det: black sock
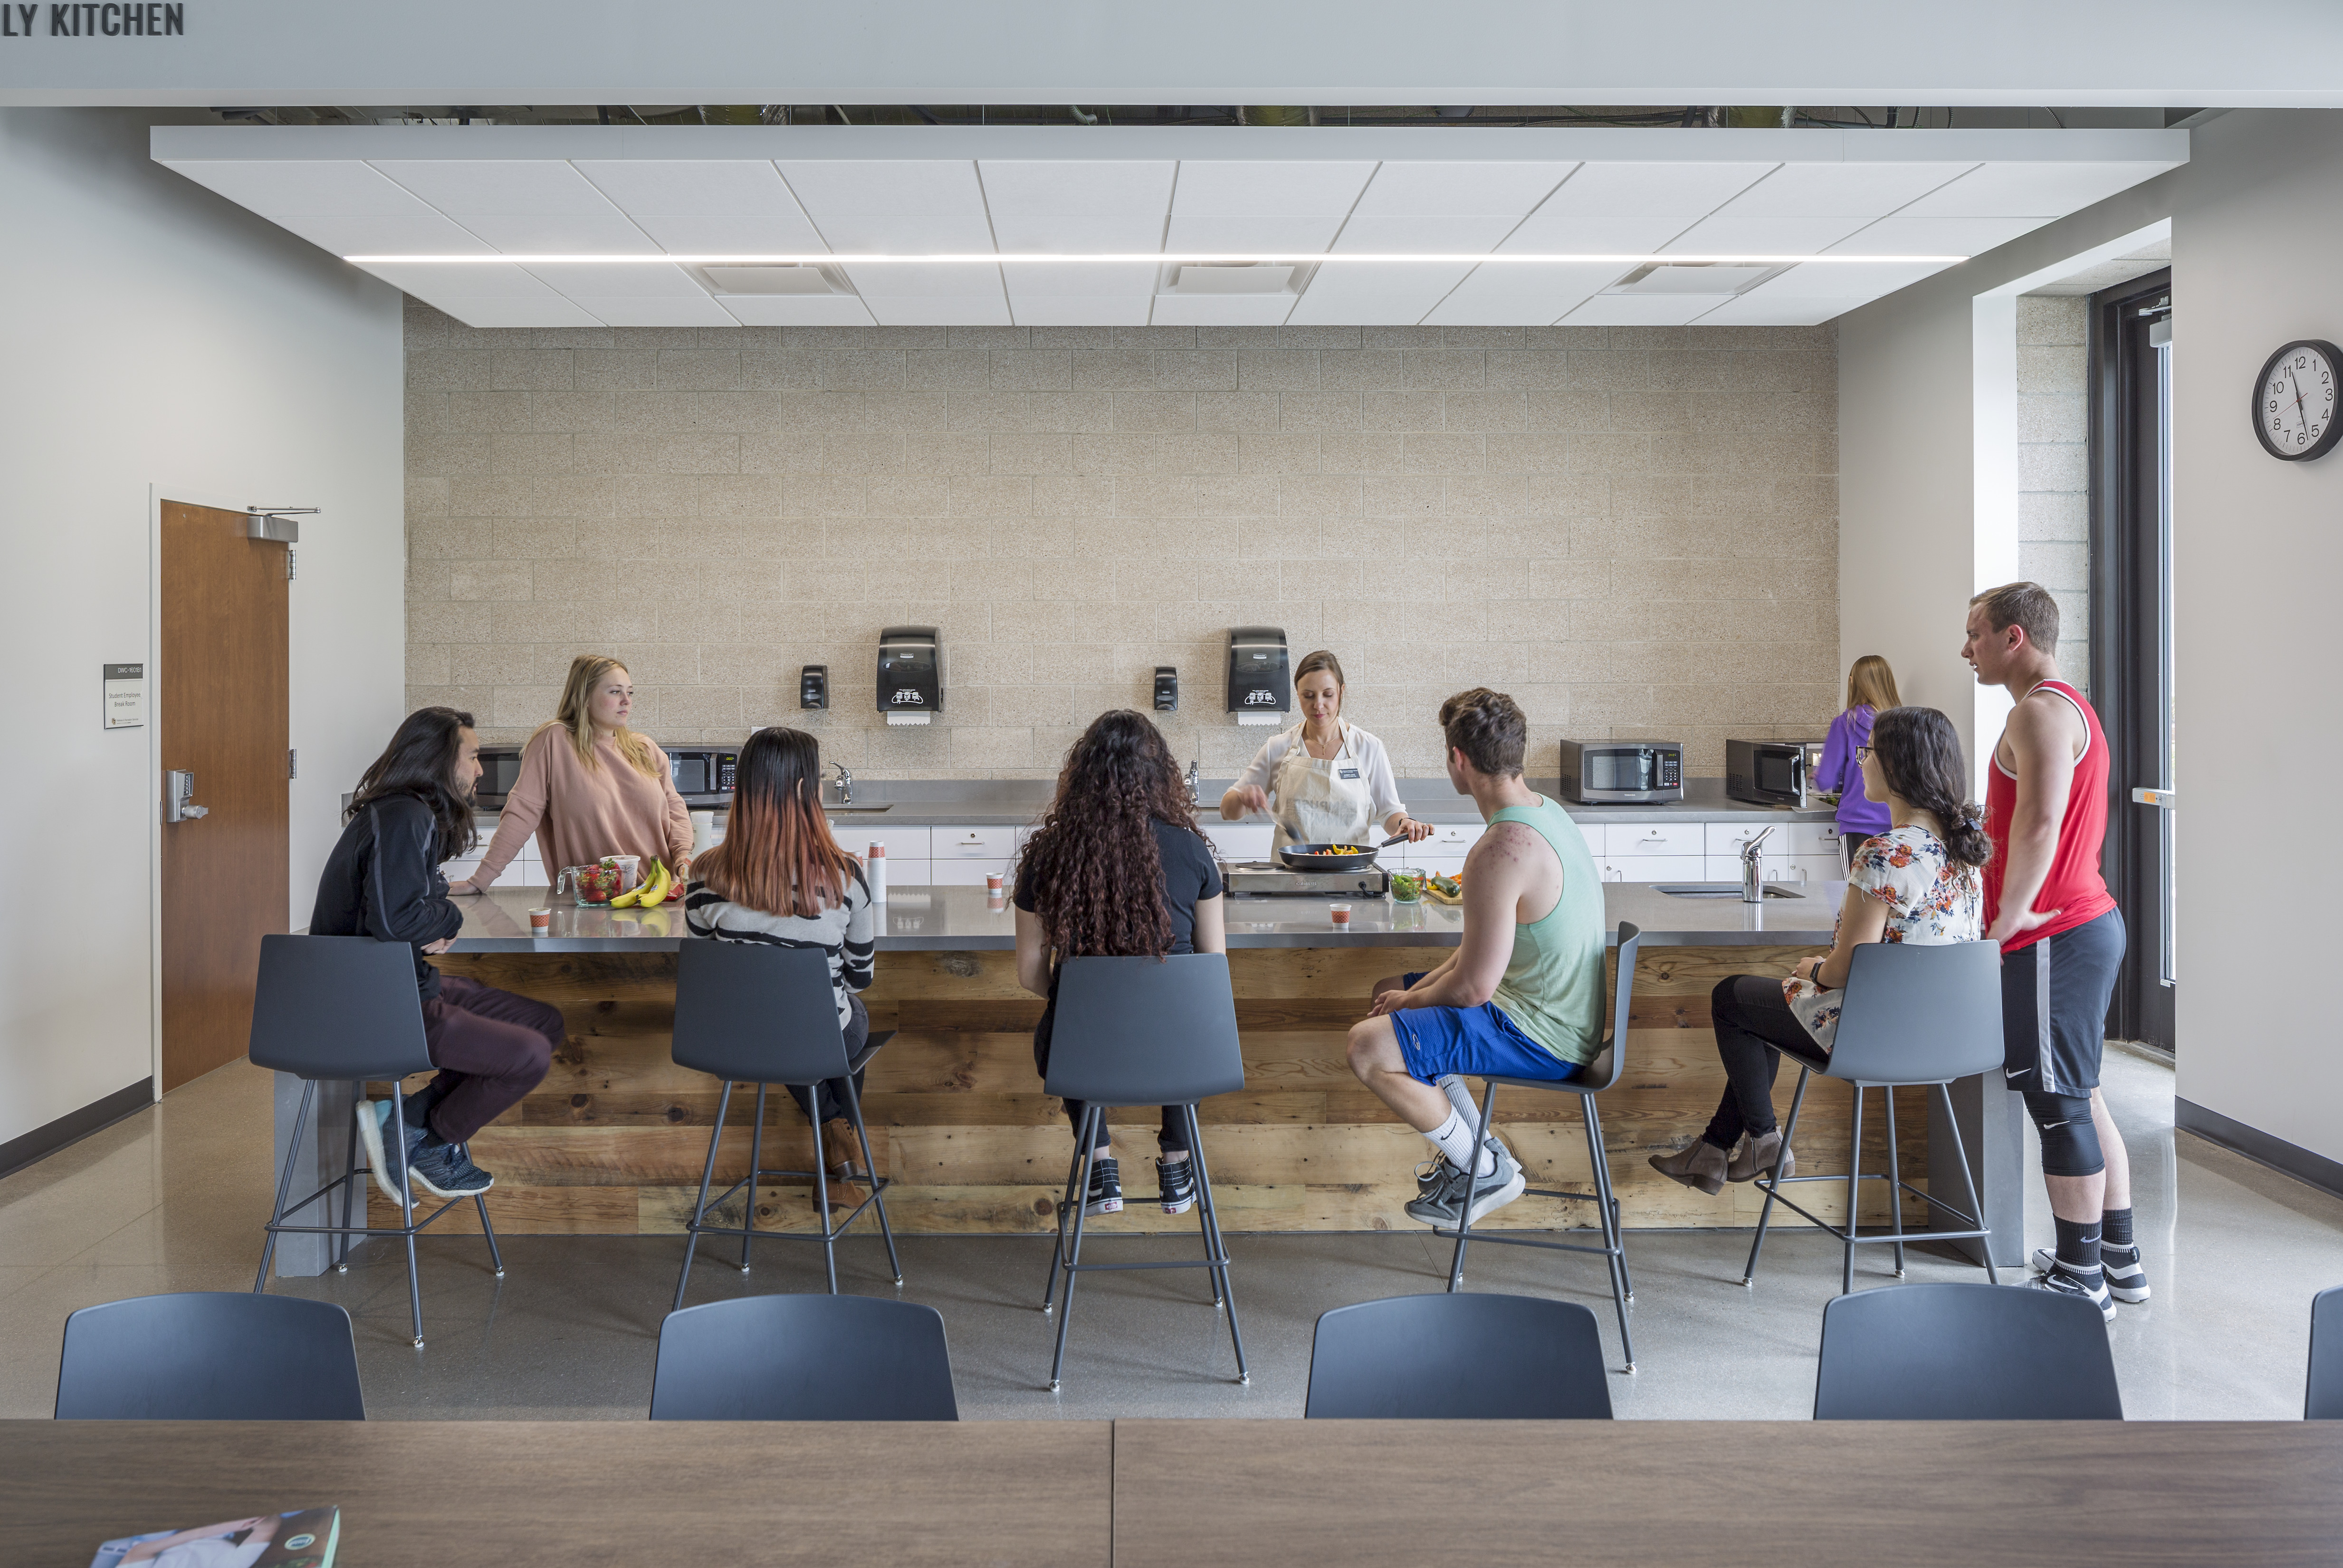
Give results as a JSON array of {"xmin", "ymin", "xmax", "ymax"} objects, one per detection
[
  {"xmin": 2102, "ymin": 1206, "xmax": 2135, "ymax": 1250},
  {"xmin": 2054, "ymin": 1215, "xmax": 2103, "ymax": 1274}
]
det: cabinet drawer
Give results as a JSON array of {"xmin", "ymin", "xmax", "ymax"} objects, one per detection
[
  {"xmin": 1602, "ymin": 854, "xmax": 1706, "ymax": 883},
  {"xmin": 1605, "ymin": 822, "xmax": 1705, "ymax": 858},
  {"xmin": 867, "ymin": 859, "xmax": 932, "ymax": 892},
  {"xmin": 1420, "ymin": 822, "xmax": 1484, "ymax": 854},
  {"xmin": 935, "ymin": 826, "xmax": 1016, "ymax": 860},
  {"xmin": 833, "ymin": 824, "xmax": 930, "ymax": 862},
  {"xmin": 1202, "ymin": 822, "xmax": 1273, "ymax": 860},
  {"xmin": 1705, "ymin": 821, "xmax": 1839, "ymax": 857},
  {"xmin": 931, "ymin": 859, "xmax": 1012, "ymax": 887}
]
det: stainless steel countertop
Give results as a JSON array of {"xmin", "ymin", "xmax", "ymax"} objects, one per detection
[{"xmin": 445, "ymin": 880, "xmax": 1842, "ymax": 955}]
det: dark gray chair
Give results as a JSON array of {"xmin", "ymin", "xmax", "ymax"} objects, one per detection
[
  {"xmin": 1305, "ymin": 1293, "xmax": 1613, "ymax": 1419},
  {"xmin": 2307, "ymin": 1286, "xmax": 2343, "ymax": 1418},
  {"xmin": 248, "ymin": 933, "xmax": 502, "ymax": 1348},
  {"xmin": 56, "ymin": 1291, "xmax": 364, "ymax": 1420},
  {"xmin": 650, "ymin": 1293, "xmax": 956, "ymax": 1420},
  {"xmin": 670, "ymin": 941, "xmax": 900, "ymax": 1310},
  {"xmin": 1039, "ymin": 953, "xmax": 1249, "ymax": 1393},
  {"xmin": 1814, "ymin": 1281, "xmax": 2123, "ymax": 1418},
  {"xmin": 1744, "ymin": 939, "xmax": 2002, "ymax": 1295},
  {"xmin": 1439, "ymin": 924, "xmax": 1641, "ymax": 1372}
]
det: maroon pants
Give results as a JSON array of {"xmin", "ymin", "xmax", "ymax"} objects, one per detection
[{"xmin": 417, "ymin": 975, "xmax": 563, "ymax": 1143}]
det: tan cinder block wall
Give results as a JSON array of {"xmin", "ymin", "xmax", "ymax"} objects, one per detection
[
  {"xmin": 403, "ymin": 301, "xmax": 1838, "ymax": 779},
  {"xmin": 2016, "ymin": 295, "xmax": 2091, "ymax": 695}
]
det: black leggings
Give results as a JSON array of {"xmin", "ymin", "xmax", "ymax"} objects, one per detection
[
  {"xmin": 787, "ymin": 992, "xmax": 872, "ymax": 1127},
  {"xmin": 1033, "ymin": 1003, "xmax": 1190, "ymax": 1157},
  {"xmin": 1701, "ymin": 975, "xmax": 1813, "ymax": 1150}
]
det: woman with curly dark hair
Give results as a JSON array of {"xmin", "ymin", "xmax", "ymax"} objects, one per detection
[{"xmin": 1014, "ymin": 710, "xmax": 1226, "ymax": 1218}]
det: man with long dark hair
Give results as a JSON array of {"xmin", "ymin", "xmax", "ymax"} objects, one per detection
[{"xmin": 312, "ymin": 706, "xmax": 561, "ymax": 1200}]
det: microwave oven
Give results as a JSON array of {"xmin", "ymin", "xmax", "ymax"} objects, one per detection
[
  {"xmin": 474, "ymin": 745, "xmax": 525, "ymax": 811},
  {"xmin": 1725, "ymin": 739, "xmax": 1814, "ymax": 809},
  {"xmin": 470, "ymin": 743, "xmax": 737, "ymax": 810},
  {"xmin": 1557, "ymin": 741, "xmax": 1684, "ymax": 804}
]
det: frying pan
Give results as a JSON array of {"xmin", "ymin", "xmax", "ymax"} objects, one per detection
[{"xmin": 1278, "ymin": 832, "xmax": 1409, "ymax": 871}]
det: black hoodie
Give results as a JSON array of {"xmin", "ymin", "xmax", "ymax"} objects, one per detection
[{"xmin": 309, "ymin": 794, "xmax": 465, "ymax": 997}]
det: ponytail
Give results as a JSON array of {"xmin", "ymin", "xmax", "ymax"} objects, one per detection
[{"xmin": 1869, "ymin": 706, "xmax": 1994, "ymax": 871}]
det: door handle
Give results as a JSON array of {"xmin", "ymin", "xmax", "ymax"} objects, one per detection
[
  {"xmin": 164, "ymin": 770, "xmax": 209, "ymax": 823},
  {"xmin": 2130, "ymin": 788, "xmax": 2176, "ymax": 808}
]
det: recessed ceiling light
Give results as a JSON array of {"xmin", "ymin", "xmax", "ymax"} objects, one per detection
[
  {"xmin": 1158, "ymin": 260, "xmax": 1320, "ymax": 296},
  {"xmin": 1603, "ymin": 262, "xmax": 1784, "ymax": 297},
  {"xmin": 698, "ymin": 263, "xmax": 856, "ymax": 296}
]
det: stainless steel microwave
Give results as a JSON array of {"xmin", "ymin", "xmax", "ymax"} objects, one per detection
[
  {"xmin": 470, "ymin": 742, "xmax": 736, "ymax": 810},
  {"xmin": 1557, "ymin": 741, "xmax": 1683, "ymax": 804},
  {"xmin": 1726, "ymin": 739, "xmax": 1814, "ymax": 809},
  {"xmin": 474, "ymin": 745, "xmax": 525, "ymax": 810}
]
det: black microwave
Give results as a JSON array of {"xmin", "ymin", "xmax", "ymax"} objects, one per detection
[
  {"xmin": 1726, "ymin": 739, "xmax": 1813, "ymax": 809},
  {"xmin": 1558, "ymin": 741, "xmax": 1683, "ymax": 804},
  {"xmin": 474, "ymin": 745, "xmax": 526, "ymax": 810}
]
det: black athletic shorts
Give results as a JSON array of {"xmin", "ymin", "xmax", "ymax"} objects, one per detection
[{"xmin": 2000, "ymin": 907, "xmax": 2126, "ymax": 1096}]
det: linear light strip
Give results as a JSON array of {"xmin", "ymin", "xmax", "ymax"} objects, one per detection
[{"xmin": 344, "ymin": 251, "xmax": 1967, "ymax": 266}]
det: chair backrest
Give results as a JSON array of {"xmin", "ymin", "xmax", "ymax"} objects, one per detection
[
  {"xmin": 1306, "ymin": 1293, "xmax": 1612, "ymax": 1418},
  {"xmin": 1824, "ymin": 939, "xmax": 2006, "ymax": 1085},
  {"xmin": 56, "ymin": 1292, "xmax": 364, "ymax": 1420},
  {"xmin": 650, "ymin": 1295, "xmax": 957, "ymax": 1420},
  {"xmin": 1044, "ymin": 953, "xmax": 1245, "ymax": 1106},
  {"xmin": 1572, "ymin": 923, "xmax": 1641, "ymax": 1093},
  {"xmin": 1814, "ymin": 1282, "xmax": 2122, "ymax": 1419},
  {"xmin": 2307, "ymin": 1285, "xmax": 2343, "ymax": 1417},
  {"xmin": 672, "ymin": 940, "xmax": 849, "ymax": 1084},
  {"xmin": 247, "ymin": 934, "xmax": 433, "ymax": 1081}
]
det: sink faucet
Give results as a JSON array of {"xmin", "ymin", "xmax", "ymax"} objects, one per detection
[
  {"xmin": 1739, "ymin": 825, "xmax": 1775, "ymax": 904},
  {"xmin": 829, "ymin": 763, "xmax": 853, "ymax": 805},
  {"xmin": 1186, "ymin": 758, "xmax": 1201, "ymax": 806}
]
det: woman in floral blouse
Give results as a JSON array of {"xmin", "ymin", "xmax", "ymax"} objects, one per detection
[{"xmin": 1650, "ymin": 706, "xmax": 1991, "ymax": 1195}]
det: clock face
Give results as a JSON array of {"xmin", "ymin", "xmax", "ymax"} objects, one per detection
[{"xmin": 2256, "ymin": 340, "xmax": 2343, "ymax": 461}]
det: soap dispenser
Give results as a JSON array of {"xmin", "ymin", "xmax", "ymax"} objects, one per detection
[{"xmin": 799, "ymin": 665, "xmax": 829, "ymax": 709}]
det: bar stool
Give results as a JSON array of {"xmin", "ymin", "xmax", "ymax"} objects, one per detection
[
  {"xmin": 1742, "ymin": 939, "xmax": 2003, "ymax": 1295},
  {"xmin": 1038, "ymin": 953, "xmax": 1249, "ymax": 1393},
  {"xmin": 669, "ymin": 941, "xmax": 901, "ymax": 1310},
  {"xmin": 1439, "ymin": 923, "xmax": 1641, "ymax": 1372},
  {"xmin": 248, "ymin": 934, "xmax": 503, "ymax": 1349}
]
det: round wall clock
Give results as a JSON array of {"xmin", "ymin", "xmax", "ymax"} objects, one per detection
[{"xmin": 2254, "ymin": 339, "xmax": 2343, "ymax": 460}]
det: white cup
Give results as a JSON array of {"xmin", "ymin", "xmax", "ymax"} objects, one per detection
[
  {"xmin": 1329, "ymin": 903, "xmax": 1353, "ymax": 927},
  {"xmin": 607, "ymin": 855, "xmax": 641, "ymax": 892},
  {"xmin": 529, "ymin": 908, "xmax": 551, "ymax": 935}
]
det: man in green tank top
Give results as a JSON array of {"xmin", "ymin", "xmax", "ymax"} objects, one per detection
[{"xmin": 1345, "ymin": 688, "xmax": 1609, "ymax": 1227}]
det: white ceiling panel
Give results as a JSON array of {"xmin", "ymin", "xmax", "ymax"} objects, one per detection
[
  {"xmin": 1333, "ymin": 214, "xmax": 1525, "ymax": 254},
  {"xmin": 1719, "ymin": 161, "xmax": 1977, "ymax": 217},
  {"xmin": 1169, "ymin": 160, "xmax": 1377, "ymax": 216},
  {"xmin": 860, "ymin": 292, "xmax": 1014, "ymax": 327},
  {"xmin": 1500, "ymin": 213, "xmax": 1701, "ymax": 254},
  {"xmin": 574, "ymin": 158, "xmax": 830, "ymax": 253},
  {"xmin": 776, "ymin": 159, "xmax": 986, "ymax": 216},
  {"xmin": 1689, "ymin": 295, "xmax": 1842, "ymax": 327},
  {"xmin": 371, "ymin": 159, "xmax": 618, "ymax": 215},
  {"xmin": 623, "ymin": 216, "xmax": 832, "ymax": 253},
  {"xmin": 268, "ymin": 212, "xmax": 495, "ymax": 256},
  {"xmin": 813, "ymin": 215, "xmax": 997, "ymax": 254},
  {"xmin": 1165, "ymin": 214, "xmax": 1348, "ymax": 253},
  {"xmin": 165, "ymin": 158, "xmax": 444, "ymax": 217},
  {"xmin": 1349, "ymin": 161, "xmax": 1576, "ymax": 217},
  {"xmin": 453, "ymin": 212, "xmax": 661, "ymax": 254},
  {"xmin": 1529, "ymin": 161, "xmax": 1776, "ymax": 221},
  {"xmin": 717, "ymin": 294, "xmax": 877, "ymax": 327},
  {"xmin": 1898, "ymin": 160, "xmax": 2180, "ymax": 218},
  {"xmin": 1664, "ymin": 213, "xmax": 1873, "ymax": 255},
  {"xmin": 1285, "ymin": 261, "xmax": 1474, "ymax": 325},
  {"xmin": 1740, "ymin": 258, "xmax": 1954, "ymax": 296},
  {"xmin": 1148, "ymin": 292, "xmax": 1297, "ymax": 326},
  {"xmin": 572, "ymin": 296, "xmax": 740, "ymax": 327},
  {"xmin": 1423, "ymin": 261, "xmax": 1620, "ymax": 325},
  {"xmin": 1560, "ymin": 293, "xmax": 1721, "ymax": 326},
  {"xmin": 1832, "ymin": 215, "xmax": 2047, "ymax": 255},
  {"xmin": 840, "ymin": 259, "xmax": 1006, "ymax": 297},
  {"xmin": 990, "ymin": 215, "xmax": 1163, "ymax": 253},
  {"xmin": 979, "ymin": 160, "xmax": 1176, "ymax": 215},
  {"xmin": 356, "ymin": 260, "xmax": 565, "ymax": 298},
  {"xmin": 1006, "ymin": 293, "xmax": 1153, "ymax": 326},
  {"xmin": 521, "ymin": 261, "xmax": 711, "ymax": 297},
  {"xmin": 999, "ymin": 258, "xmax": 1157, "ymax": 293},
  {"xmin": 411, "ymin": 296, "xmax": 604, "ymax": 329}
]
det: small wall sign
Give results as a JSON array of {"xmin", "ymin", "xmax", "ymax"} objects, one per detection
[{"xmin": 104, "ymin": 662, "xmax": 143, "ymax": 728}]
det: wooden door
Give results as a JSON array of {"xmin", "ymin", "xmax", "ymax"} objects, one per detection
[{"xmin": 159, "ymin": 500, "xmax": 289, "ymax": 1090}]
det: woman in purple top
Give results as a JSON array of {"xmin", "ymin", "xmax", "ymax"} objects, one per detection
[{"xmin": 1816, "ymin": 655, "xmax": 1900, "ymax": 869}]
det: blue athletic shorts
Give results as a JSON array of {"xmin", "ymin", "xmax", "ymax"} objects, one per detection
[{"xmin": 1387, "ymin": 972, "xmax": 1584, "ymax": 1085}]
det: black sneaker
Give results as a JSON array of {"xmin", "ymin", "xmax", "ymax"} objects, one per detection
[
  {"xmin": 408, "ymin": 1137, "xmax": 493, "ymax": 1197},
  {"xmin": 1082, "ymin": 1156, "xmax": 1122, "ymax": 1216},
  {"xmin": 2033, "ymin": 1244, "xmax": 2152, "ymax": 1303},
  {"xmin": 2030, "ymin": 1260, "xmax": 2114, "ymax": 1323},
  {"xmin": 1157, "ymin": 1157, "xmax": 1195, "ymax": 1215}
]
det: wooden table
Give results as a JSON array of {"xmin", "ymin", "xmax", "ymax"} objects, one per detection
[
  {"xmin": 2, "ymin": 1420, "xmax": 1111, "ymax": 1567},
  {"xmin": 1109, "ymin": 1419, "xmax": 2343, "ymax": 1567}
]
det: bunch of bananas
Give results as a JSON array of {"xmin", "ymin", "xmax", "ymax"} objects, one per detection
[{"xmin": 611, "ymin": 859, "xmax": 676, "ymax": 908}]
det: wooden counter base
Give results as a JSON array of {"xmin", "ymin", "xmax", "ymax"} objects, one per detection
[{"xmin": 377, "ymin": 945, "xmax": 1931, "ymax": 1236}]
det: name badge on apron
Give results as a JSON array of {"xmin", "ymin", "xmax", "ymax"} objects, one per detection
[{"xmin": 1339, "ymin": 768, "xmax": 1360, "ymax": 780}]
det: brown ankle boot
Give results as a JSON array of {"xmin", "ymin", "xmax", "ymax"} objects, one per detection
[
  {"xmin": 1727, "ymin": 1130, "xmax": 1794, "ymax": 1184},
  {"xmin": 1648, "ymin": 1139, "xmax": 1729, "ymax": 1196}
]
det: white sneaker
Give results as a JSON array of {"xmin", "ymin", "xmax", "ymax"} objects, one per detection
[
  {"xmin": 2033, "ymin": 1244, "xmax": 2150, "ymax": 1303},
  {"xmin": 2029, "ymin": 1260, "xmax": 2115, "ymax": 1324}
]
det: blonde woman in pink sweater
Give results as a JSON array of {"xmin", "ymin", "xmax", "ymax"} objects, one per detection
[{"xmin": 452, "ymin": 655, "xmax": 695, "ymax": 895}]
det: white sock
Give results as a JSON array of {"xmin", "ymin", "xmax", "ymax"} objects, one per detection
[
  {"xmin": 1428, "ymin": 1111, "xmax": 1497, "ymax": 1177},
  {"xmin": 1437, "ymin": 1074, "xmax": 1482, "ymax": 1131}
]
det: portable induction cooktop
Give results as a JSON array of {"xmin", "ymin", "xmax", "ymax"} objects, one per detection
[{"xmin": 1222, "ymin": 861, "xmax": 1391, "ymax": 898}]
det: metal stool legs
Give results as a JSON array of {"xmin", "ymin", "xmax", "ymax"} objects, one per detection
[
  {"xmin": 1039, "ymin": 1105, "xmax": 1247, "ymax": 1393},
  {"xmin": 1437, "ymin": 1081, "xmax": 1637, "ymax": 1374}
]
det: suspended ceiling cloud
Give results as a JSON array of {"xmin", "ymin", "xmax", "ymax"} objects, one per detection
[{"xmin": 154, "ymin": 125, "xmax": 2185, "ymax": 329}]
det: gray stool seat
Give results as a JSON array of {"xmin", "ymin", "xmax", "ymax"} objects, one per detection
[
  {"xmin": 1039, "ymin": 952, "xmax": 1249, "ymax": 1394},
  {"xmin": 1436, "ymin": 923, "xmax": 1641, "ymax": 1373},
  {"xmin": 1815, "ymin": 1281, "xmax": 2122, "ymax": 1418},
  {"xmin": 1306, "ymin": 1293, "xmax": 1612, "ymax": 1419},
  {"xmin": 2306, "ymin": 1284, "xmax": 2343, "ymax": 1418},
  {"xmin": 652, "ymin": 1294, "xmax": 956, "ymax": 1420},
  {"xmin": 57, "ymin": 1291, "xmax": 364, "ymax": 1420},
  {"xmin": 1744, "ymin": 939, "xmax": 2004, "ymax": 1295},
  {"xmin": 248, "ymin": 934, "xmax": 503, "ymax": 1348},
  {"xmin": 669, "ymin": 940, "xmax": 902, "ymax": 1309}
]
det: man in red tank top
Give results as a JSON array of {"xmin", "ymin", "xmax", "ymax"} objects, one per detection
[{"xmin": 1964, "ymin": 583, "xmax": 2138, "ymax": 1323}]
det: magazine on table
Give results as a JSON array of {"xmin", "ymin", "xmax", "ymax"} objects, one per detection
[{"xmin": 88, "ymin": 1505, "xmax": 339, "ymax": 1568}]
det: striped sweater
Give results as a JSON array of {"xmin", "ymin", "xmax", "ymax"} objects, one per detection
[{"xmin": 681, "ymin": 865, "xmax": 876, "ymax": 1026}]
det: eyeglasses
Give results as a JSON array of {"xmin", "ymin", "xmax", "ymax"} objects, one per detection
[{"xmin": 1853, "ymin": 745, "xmax": 1873, "ymax": 761}]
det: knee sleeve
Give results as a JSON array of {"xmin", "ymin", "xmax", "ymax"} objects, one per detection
[{"xmin": 2022, "ymin": 1090, "xmax": 2104, "ymax": 1177}]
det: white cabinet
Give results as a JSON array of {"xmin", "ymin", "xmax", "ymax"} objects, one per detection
[
  {"xmin": 1604, "ymin": 822, "xmax": 1705, "ymax": 860},
  {"xmin": 931, "ymin": 860, "xmax": 1012, "ymax": 887},
  {"xmin": 1600, "ymin": 854, "xmax": 1706, "ymax": 883},
  {"xmin": 934, "ymin": 826, "xmax": 1016, "ymax": 861},
  {"xmin": 1421, "ymin": 822, "xmax": 1485, "ymax": 857},
  {"xmin": 1704, "ymin": 821, "xmax": 1841, "ymax": 859},
  {"xmin": 832, "ymin": 823, "xmax": 930, "ymax": 862}
]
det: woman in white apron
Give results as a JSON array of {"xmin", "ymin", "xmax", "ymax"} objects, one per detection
[{"xmin": 1219, "ymin": 650, "xmax": 1433, "ymax": 853}]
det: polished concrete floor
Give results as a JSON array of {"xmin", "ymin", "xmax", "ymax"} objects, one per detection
[{"xmin": 1, "ymin": 1048, "xmax": 2332, "ymax": 1421}]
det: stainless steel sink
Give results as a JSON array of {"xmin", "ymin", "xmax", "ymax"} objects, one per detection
[
  {"xmin": 1654, "ymin": 883, "xmax": 1805, "ymax": 899},
  {"xmin": 824, "ymin": 803, "xmax": 894, "ymax": 813}
]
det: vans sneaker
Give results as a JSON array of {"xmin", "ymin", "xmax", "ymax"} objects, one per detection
[
  {"xmin": 1082, "ymin": 1156, "xmax": 1123, "ymax": 1216},
  {"xmin": 1157, "ymin": 1157, "xmax": 1195, "ymax": 1216}
]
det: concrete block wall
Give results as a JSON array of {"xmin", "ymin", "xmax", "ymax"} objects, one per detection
[
  {"xmin": 403, "ymin": 302, "xmax": 1839, "ymax": 778},
  {"xmin": 2016, "ymin": 295, "xmax": 2091, "ymax": 693}
]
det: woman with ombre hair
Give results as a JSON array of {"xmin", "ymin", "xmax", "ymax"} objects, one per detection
[{"xmin": 683, "ymin": 727, "xmax": 880, "ymax": 1207}]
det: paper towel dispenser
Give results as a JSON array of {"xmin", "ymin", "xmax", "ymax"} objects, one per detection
[
  {"xmin": 877, "ymin": 627, "xmax": 942, "ymax": 725},
  {"xmin": 1226, "ymin": 627, "xmax": 1289, "ymax": 726}
]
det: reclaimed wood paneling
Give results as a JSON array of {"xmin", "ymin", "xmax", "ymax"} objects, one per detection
[{"xmin": 393, "ymin": 943, "xmax": 1931, "ymax": 1236}]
